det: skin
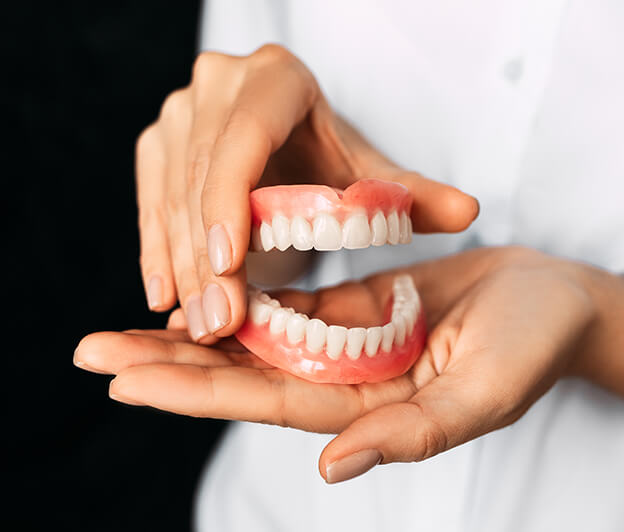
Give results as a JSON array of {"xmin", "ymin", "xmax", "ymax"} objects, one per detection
[
  {"xmin": 75, "ymin": 246, "xmax": 624, "ymax": 482},
  {"xmin": 135, "ymin": 44, "xmax": 479, "ymax": 340}
]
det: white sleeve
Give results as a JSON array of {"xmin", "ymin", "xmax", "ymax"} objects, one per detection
[{"xmin": 198, "ymin": 0, "xmax": 288, "ymax": 54}]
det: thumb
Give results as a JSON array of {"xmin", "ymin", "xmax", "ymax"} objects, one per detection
[{"xmin": 319, "ymin": 372, "xmax": 503, "ymax": 484}]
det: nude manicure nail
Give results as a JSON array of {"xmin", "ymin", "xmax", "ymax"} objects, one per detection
[
  {"xmin": 186, "ymin": 295, "xmax": 208, "ymax": 341},
  {"xmin": 146, "ymin": 275, "xmax": 163, "ymax": 309},
  {"xmin": 207, "ymin": 224, "xmax": 232, "ymax": 276},
  {"xmin": 202, "ymin": 283, "xmax": 231, "ymax": 333},
  {"xmin": 325, "ymin": 449, "xmax": 382, "ymax": 484}
]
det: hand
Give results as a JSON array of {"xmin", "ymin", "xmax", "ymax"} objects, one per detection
[
  {"xmin": 75, "ymin": 247, "xmax": 623, "ymax": 483},
  {"xmin": 136, "ymin": 44, "xmax": 479, "ymax": 342}
]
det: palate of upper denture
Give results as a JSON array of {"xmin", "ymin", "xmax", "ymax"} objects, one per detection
[
  {"xmin": 249, "ymin": 179, "xmax": 413, "ymax": 252},
  {"xmin": 235, "ymin": 274, "xmax": 426, "ymax": 384}
]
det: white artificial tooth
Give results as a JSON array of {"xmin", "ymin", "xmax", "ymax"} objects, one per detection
[
  {"xmin": 393, "ymin": 274, "xmax": 414, "ymax": 291},
  {"xmin": 370, "ymin": 211, "xmax": 388, "ymax": 246},
  {"xmin": 305, "ymin": 318, "xmax": 328, "ymax": 354},
  {"xmin": 286, "ymin": 313, "xmax": 308, "ymax": 344},
  {"xmin": 251, "ymin": 225, "xmax": 262, "ymax": 251},
  {"xmin": 393, "ymin": 313, "xmax": 407, "ymax": 346},
  {"xmin": 248, "ymin": 300, "xmax": 274, "ymax": 325},
  {"xmin": 290, "ymin": 216, "xmax": 314, "ymax": 251},
  {"xmin": 346, "ymin": 327, "xmax": 366, "ymax": 360},
  {"xmin": 272, "ymin": 214, "xmax": 291, "ymax": 251},
  {"xmin": 258, "ymin": 293, "xmax": 271, "ymax": 303},
  {"xmin": 260, "ymin": 222, "xmax": 275, "ymax": 251},
  {"xmin": 326, "ymin": 325, "xmax": 347, "ymax": 360},
  {"xmin": 381, "ymin": 323, "xmax": 396, "ymax": 352},
  {"xmin": 399, "ymin": 211, "xmax": 412, "ymax": 243},
  {"xmin": 387, "ymin": 211, "xmax": 400, "ymax": 245},
  {"xmin": 401, "ymin": 307, "xmax": 416, "ymax": 334},
  {"xmin": 312, "ymin": 213, "xmax": 342, "ymax": 251},
  {"xmin": 342, "ymin": 213, "xmax": 372, "ymax": 249},
  {"xmin": 269, "ymin": 308, "xmax": 292, "ymax": 335},
  {"xmin": 365, "ymin": 327, "xmax": 383, "ymax": 357}
]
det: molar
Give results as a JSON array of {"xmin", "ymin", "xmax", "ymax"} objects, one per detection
[
  {"xmin": 326, "ymin": 325, "xmax": 347, "ymax": 360},
  {"xmin": 387, "ymin": 211, "xmax": 400, "ymax": 245},
  {"xmin": 346, "ymin": 327, "xmax": 366, "ymax": 360},
  {"xmin": 399, "ymin": 212, "xmax": 412, "ymax": 244},
  {"xmin": 381, "ymin": 323, "xmax": 396, "ymax": 352},
  {"xmin": 370, "ymin": 211, "xmax": 388, "ymax": 246},
  {"xmin": 286, "ymin": 313, "xmax": 309, "ymax": 344},
  {"xmin": 290, "ymin": 216, "xmax": 314, "ymax": 251},
  {"xmin": 342, "ymin": 213, "xmax": 372, "ymax": 249},
  {"xmin": 305, "ymin": 318, "xmax": 328, "ymax": 354},
  {"xmin": 365, "ymin": 326, "xmax": 383, "ymax": 357},
  {"xmin": 272, "ymin": 214, "xmax": 291, "ymax": 251},
  {"xmin": 312, "ymin": 213, "xmax": 342, "ymax": 250},
  {"xmin": 260, "ymin": 222, "xmax": 275, "ymax": 251}
]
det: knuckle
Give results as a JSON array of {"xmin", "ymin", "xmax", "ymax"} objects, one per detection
[
  {"xmin": 251, "ymin": 43, "xmax": 294, "ymax": 65},
  {"xmin": 159, "ymin": 88, "xmax": 190, "ymax": 121},
  {"xmin": 135, "ymin": 124, "xmax": 159, "ymax": 157},
  {"xmin": 192, "ymin": 51, "xmax": 232, "ymax": 84}
]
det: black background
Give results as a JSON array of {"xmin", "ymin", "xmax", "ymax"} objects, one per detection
[{"xmin": 6, "ymin": 3, "xmax": 227, "ymax": 530}]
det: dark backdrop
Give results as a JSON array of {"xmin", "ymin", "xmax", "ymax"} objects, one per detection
[{"xmin": 6, "ymin": 3, "xmax": 227, "ymax": 530}]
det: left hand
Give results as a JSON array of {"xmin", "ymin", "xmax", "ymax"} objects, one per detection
[{"xmin": 74, "ymin": 247, "xmax": 624, "ymax": 483}]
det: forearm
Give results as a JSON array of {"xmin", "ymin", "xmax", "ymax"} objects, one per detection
[{"xmin": 568, "ymin": 264, "xmax": 624, "ymax": 397}]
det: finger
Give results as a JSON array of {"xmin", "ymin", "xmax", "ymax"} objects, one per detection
[
  {"xmin": 108, "ymin": 363, "xmax": 415, "ymax": 432},
  {"xmin": 135, "ymin": 124, "xmax": 177, "ymax": 311},
  {"xmin": 167, "ymin": 307, "xmax": 187, "ymax": 330},
  {"xmin": 196, "ymin": 47, "xmax": 319, "ymax": 337},
  {"xmin": 390, "ymin": 171, "xmax": 480, "ymax": 233},
  {"xmin": 74, "ymin": 331, "xmax": 245, "ymax": 375}
]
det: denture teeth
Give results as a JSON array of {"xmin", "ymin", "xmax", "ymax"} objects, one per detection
[
  {"xmin": 399, "ymin": 212, "xmax": 412, "ymax": 244},
  {"xmin": 342, "ymin": 213, "xmax": 372, "ymax": 249},
  {"xmin": 290, "ymin": 216, "xmax": 314, "ymax": 251},
  {"xmin": 346, "ymin": 327, "xmax": 366, "ymax": 360},
  {"xmin": 326, "ymin": 325, "xmax": 347, "ymax": 360},
  {"xmin": 286, "ymin": 313, "xmax": 308, "ymax": 344},
  {"xmin": 249, "ymin": 299, "xmax": 273, "ymax": 325},
  {"xmin": 365, "ymin": 326, "xmax": 383, "ymax": 357},
  {"xmin": 381, "ymin": 323, "xmax": 396, "ymax": 352},
  {"xmin": 269, "ymin": 307, "xmax": 293, "ymax": 335},
  {"xmin": 392, "ymin": 312, "xmax": 407, "ymax": 346},
  {"xmin": 260, "ymin": 222, "xmax": 275, "ymax": 251},
  {"xmin": 305, "ymin": 319, "xmax": 328, "ymax": 354},
  {"xmin": 387, "ymin": 211, "xmax": 400, "ymax": 245},
  {"xmin": 370, "ymin": 211, "xmax": 388, "ymax": 246},
  {"xmin": 272, "ymin": 215, "xmax": 291, "ymax": 251},
  {"xmin": 312, "ymin": 213, "xmax": 343, "ymax": 251}
]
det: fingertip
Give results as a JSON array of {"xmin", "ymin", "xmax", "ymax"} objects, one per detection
[
  {"xmin": 145, "ymin": 274, "xmax": 177, "ymax": 312},
  {"xmin": 439, "ymin": 188, "xmax": 480, "ymax": 232}
]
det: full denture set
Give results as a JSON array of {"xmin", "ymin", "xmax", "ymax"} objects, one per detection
[{"xmin": 235, "ymin": 179, "xmax": 427, "ymax": 384}]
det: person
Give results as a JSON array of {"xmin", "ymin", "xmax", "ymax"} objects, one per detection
[{"xmin": 74, "ymin": 1, "xmax": 624, "ymax": 530}]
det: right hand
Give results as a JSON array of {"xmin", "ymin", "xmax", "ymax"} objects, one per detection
[{"xmin": 136, "ymin": 44, "xmax": 479, "ymax": 342}]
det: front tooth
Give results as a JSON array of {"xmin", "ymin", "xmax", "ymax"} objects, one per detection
[
  {"xmin": 286, "ymin": 313, "xmax": 309, "ymax": 344},
  {"xmin": 346, "ymin": 327, "xmax": 366, "ymax": 360},
  {"xmin": 365, "ymin": 327, "xmax": 383, "ymax": 357},
  {"xmin": 387, "ymin": 211, "xmax": 400, "ymax": 245},
  {"xmin": 381, "ymin": 323, "xmax": 396, "ymax": 352},
  {"xmin": 342, "ymin": 213, "xmax": 371, "ymax": 249},
  {"xmin": 260, "ymin": 222, "xmax": 275, "ymax": 251},
  {"xmin": 370, "ymin": 211, "xmax": 388, "ymax": 246},
  {"xmin": 305, "ymin": 318, "xmax": 328, "ymax": 354},
  {"xmin": 251, "ymin": 225, "xmax": 262, "ymax": 251},
  {"xmin": 399, "ymin": 212, "xmax": 412, "ymax": 244},
  {"xmin": 269, "ymin": 307, "xmax": 293, "ymax": 335},
  {"xmin": 393, "ymin": 313, "xmax": 407, "ymax": 346},
  {"xmin": 248, "ymin": 300, "xmax": 274, "ymax": 325},
  {"xmin": 272, "ymin": 215, "xmax": 291, "ymax": 251},
  {"xmin": 326, "ymin": 325, "xmax": 347, "ymax": 360},
  {"xmin": 312, "ymin": 213, "xmax": 342, "ymax": 251},
  {"xmin": 290, "ymin": 216, "xmax": 313, "ymax": 251}
]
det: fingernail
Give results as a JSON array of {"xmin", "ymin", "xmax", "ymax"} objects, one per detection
[
  {"xmin": 207, "ymin": 224, "xmax": 232, "ymax": 276},
  {"xmin": 325, "ymin": 449, "xmax": 382, "ymax": 484},
  {"xmin": 73, "ymin": 358, "xmax": 108, "ymax": 374},
  {"xmin": 186, "ymin": 295, "xmax": 208, "ymax": 341},
  {"xmin": 202, "ymin": 283, "xmax": 231, "ymax": 333},
  {"xmin": 110, "ymin": 392, "xmax": 145, "ymax": 407},
  {"xmin": 146, "ymin": 275, "xmax": 163, "ymax": 310}
]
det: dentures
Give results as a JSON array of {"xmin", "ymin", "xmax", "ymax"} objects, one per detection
[
  {"xmin": 249, "ymin": 179, "xmax": 413, "ymax": 251},
  {"xmin": 237, "ymin": 275, "xmax": 426, "ymax": 384},
  {"xmin": 236, "ymin": 178, "xmax": 427, "ymax": 384}
]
